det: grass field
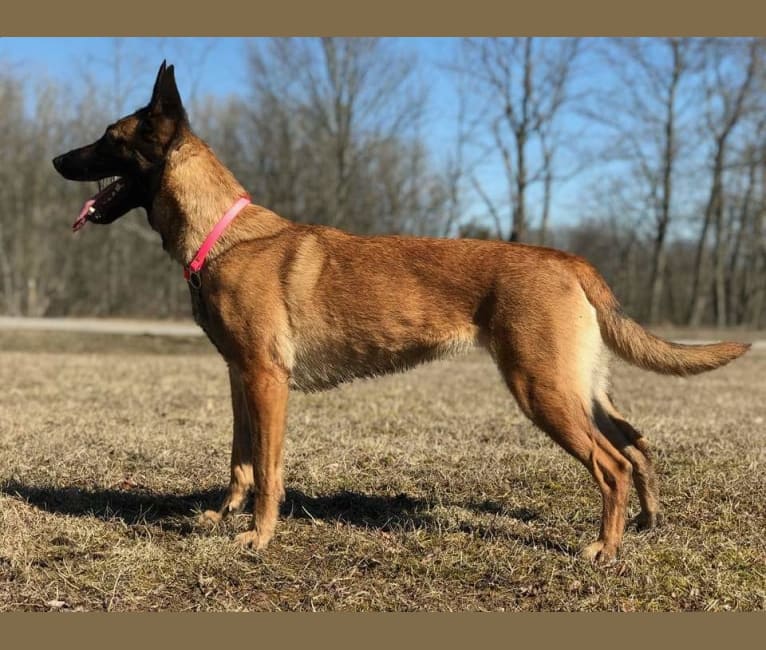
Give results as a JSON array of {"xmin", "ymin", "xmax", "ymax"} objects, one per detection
[{"xmin": 0, "ymin": 329, "xmax": 764, "ymax": 611}]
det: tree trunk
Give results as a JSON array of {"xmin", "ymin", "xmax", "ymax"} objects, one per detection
[
  {"xmin": 688, "ymin": 147, "xmax": 724, "ymax": 326},
  {"xmin": 648, "ymin": 39, "xmax": 681, "ymax": 325},
  {"xmin": 727, "ymin": 158, "xmax": 756, "ymax": 325},
  {"xmin": 512, "ymin": 131, "xmax": 527, "ymax": 243},
  {"xmin": 510, "ymin": 38, "xmax": 533, "ymax": 243},
  {"xmin": 539, "ymin": 167, "xmax": 552, "ymax": 246},
  {"xmin": 712, "ymin": 194, "xmax": 728, "ymax": 327},
  {"xmin": 648, "ymin": 236, "xmax": 668, "ymax": 324}
]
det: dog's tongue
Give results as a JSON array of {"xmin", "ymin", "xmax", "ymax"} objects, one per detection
[
  {"xmin": 73, "ymin": 180, "xmax": 119, "ymax": 232},
  {"xmin": 73, "ymin": 198, "xmax": 96, "ymax": 232}
]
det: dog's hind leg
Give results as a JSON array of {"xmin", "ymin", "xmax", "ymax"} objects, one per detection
[
  {"xmin": 502, "ymin": 364, "xmax": 633, "ymax": 562},
  {"xmin": 593, "ymin": 393, "xmax": 663, "ymax": 530},
  {"xmin": 491, "ymin": 280, "xmax": 632, "ymax": 561},
  {"xmin": 200, "ymin": 366, "xmax": 255, "ymax": 525},
  {"xmin": 233, "ymin": 360, "xmax": 289, "ymax": 550}
]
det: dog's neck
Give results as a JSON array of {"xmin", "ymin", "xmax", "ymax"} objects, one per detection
[{"xmin": 150, "ymin": 133, "xmax": 289, "ymax": 267}]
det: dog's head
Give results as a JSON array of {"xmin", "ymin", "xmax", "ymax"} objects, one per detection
[{"xmin": 52, "ymin": 61, "xmax": 188, "ymax": 230}]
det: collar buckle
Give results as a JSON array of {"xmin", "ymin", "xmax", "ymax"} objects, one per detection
[{"xmin": 187, "ymin": 270, "xmax": 202, "ymax": 290}]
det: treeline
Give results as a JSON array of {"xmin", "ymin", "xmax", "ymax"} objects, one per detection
[{"xmin": 1, "ymin": 38, "xmax": 764, "ymax": 327}]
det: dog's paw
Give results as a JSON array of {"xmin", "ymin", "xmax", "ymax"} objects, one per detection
[
  {"xmin": 198, "ymin": 510, "xmax": 223, "ymax": 526},
  {"xmin": 633, "ymin": 511, "xmax": 664, "ymax": 531},
  {"xmin": 234, "ymin": 530, "xmax": 271, "ymax": 550},
  {"xmin": 580, "ymin": 541, "xmax": 618, "ymax": 564}
]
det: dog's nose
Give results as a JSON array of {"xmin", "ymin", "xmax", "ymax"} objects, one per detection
[{"xmin": 52, "ymin": 155, "xmax": 64, "ymax": 172}]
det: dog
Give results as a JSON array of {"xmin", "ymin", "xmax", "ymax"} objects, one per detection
[{"xmin": 52, "ymin": 61, "xmax": 750, "ymax": 562}]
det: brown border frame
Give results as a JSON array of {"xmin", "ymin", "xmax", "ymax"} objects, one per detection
[
  {"xmin": 2, "ymin": 0, "xmax": 766, "ymax": 36},
  {"xmin": 1, "ymin": 0, "xmax": 764, "ymax": 644}
]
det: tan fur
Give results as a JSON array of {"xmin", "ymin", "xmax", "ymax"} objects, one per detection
[
  {"xmin": 54, "ymin": 93, "xmax": 747, "ymax": 560},
  {"xmin": 142, "ymin": 129, "xmax": 750, "ymax": 561},
  {"xmin": 147, "ymin": 130, "xmax": 746, "ymax": 559},
  {"xmin": 576, "ymin": 262, "xmax": 751, "ymax": 375},
  {"xmin": 53, "ymin": 64, "xmax": 750, "ymax": 561}
]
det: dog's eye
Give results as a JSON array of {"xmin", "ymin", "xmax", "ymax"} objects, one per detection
[{"xmin": 139, "ymin": 119, "xmax": 153, "ymax": 134}]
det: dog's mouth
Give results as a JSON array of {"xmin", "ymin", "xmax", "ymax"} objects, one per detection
[{"xmin": 73, "ymin": 176, "xmax": 140, "ymax": 232}]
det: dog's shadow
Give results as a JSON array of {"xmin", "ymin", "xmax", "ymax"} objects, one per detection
[{"xmin": 0, "ymin": 480, "xmax": 576, "ymax": 556}]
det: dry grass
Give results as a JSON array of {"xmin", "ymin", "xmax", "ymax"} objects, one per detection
[{"xmin": 0, "ymin": 329, "xmax": 764, "ymax": 611}]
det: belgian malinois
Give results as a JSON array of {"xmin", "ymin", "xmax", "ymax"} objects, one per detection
[{"xmin": 52, "ymin": 61, "xmax": 750, "ymax": 561}]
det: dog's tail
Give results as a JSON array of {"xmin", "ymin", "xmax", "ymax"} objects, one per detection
[{"xmin": 575, "ymin": 260, "xmax": 750, "ymax": 376}]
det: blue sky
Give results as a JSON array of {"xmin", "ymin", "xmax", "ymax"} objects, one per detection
[
  {"xmin": 0, "ymin": 37, "xmax": 629, "ymax": 234},
  {"xmin": 0, "ymin": 37, "xmax": 458, "ymax": 120},
  {"xmin": 1, "ymin": 37, "xmax": 243, "ymax": 96}
]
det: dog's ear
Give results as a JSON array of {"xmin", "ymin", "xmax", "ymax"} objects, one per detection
[
  {"xmin": 149, "ymin": 61, "xmax": 186, "ymax": 121},
  {"xmin": 150, "ymin": 60, "xmax": 167, "ymax": 107}
]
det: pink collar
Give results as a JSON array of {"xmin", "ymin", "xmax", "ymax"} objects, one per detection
[{"xmin": 184, "ymin": 195, "xmax": 251, "ymax": 283}]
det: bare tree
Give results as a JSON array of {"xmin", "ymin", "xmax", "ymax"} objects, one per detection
[
  {"xmin": 744, "ymin": 147, "xmax": 766, "ymax": 326},
  {"xmin": 458, "ymin": 37, "xmax": 580, "ymax": 242},
  {"xmin": 687, "ymin": 38, "xmax": 760, "ymax": 327},
  {"xmin": 244, "ymin": 38, "xmax": 427, "ymax": 232},
  {"xmin": 440, "ymin": 73, "xmax": 470, "ymax": 238},
  {"xmin": 589, "ymin": 38, "xmax": 698, "ymax": 324}
]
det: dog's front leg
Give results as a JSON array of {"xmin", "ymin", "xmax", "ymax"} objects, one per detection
[
  {"xmin": 200, "ymin": 365, "xmax": 254, "ymax": 525},
  {"xmin": 234, "ymin": 361, "xmax": 289, "ymax": 550}
]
